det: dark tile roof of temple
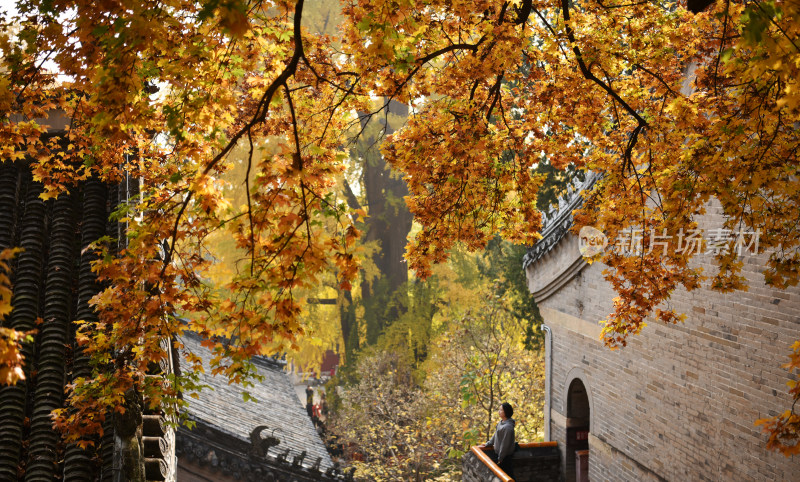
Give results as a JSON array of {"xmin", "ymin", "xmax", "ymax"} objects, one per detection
[{"xmin": 177, "ymin": 332, "xmax": 342, "ymax": 480}]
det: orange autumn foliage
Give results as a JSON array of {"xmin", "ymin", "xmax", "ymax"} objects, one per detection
[
  {"xmin": 0, "ymin": 248, "xmax": 30, "ymax": 386},
  {"xmin": 1, "ymin": 0, "xmax": 798, "ymax": 455}
]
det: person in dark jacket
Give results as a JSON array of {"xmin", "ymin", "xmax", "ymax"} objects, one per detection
[
  {"xmin": 305, "ymin": 385, "xmax": 314, "ymax": 417},
  {"xmin": 480, "ymin": 402, "xmax": 516, "ymax": 477}
]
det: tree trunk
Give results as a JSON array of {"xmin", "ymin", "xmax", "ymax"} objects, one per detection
[
  {"xmin": 359, "ymin": 100, "xmax": 413, "ymax": 345},
  {"xmin": 0, "ymin": 177, "xmax": 47, "ymax": 479},
  {"xmin": 339, "ymin": 289, "xmax": 358, "ymax": 365},
  {"xmin": 113, "ymin": 390, "xmax": 145, "ymax": 482}
]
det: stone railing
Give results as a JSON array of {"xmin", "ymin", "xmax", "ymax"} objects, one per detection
[{"xmin": 462, "ymin": 442, "xmax": 560, "ymax": 482}]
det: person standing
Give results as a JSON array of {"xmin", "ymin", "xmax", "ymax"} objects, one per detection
[
  {"xmin": 480, "ymin": 402, "xmax": 516, "ymax": 477},
  {"xmin": 320, "ymin": 391, "xmax": 328, "ymax": 418},
  {"xmin": 305, "ymin": 385, "xmax": 314, "ymax": 417}
]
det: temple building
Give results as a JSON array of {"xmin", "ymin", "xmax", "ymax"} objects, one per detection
[{"xmin": 524, "ymin": 175, "xmax": 800, "ymax": 481}]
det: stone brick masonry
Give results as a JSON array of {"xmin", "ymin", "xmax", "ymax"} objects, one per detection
[
  {"xmin": 462, "ymin": 445, "xmax": 560, "ymax": 482},
  {"xmin": 527, "ymin": 201, "xmax": 800, "ymax": 481},
  {"xmin": 462, "ymin": 451, "xmax": 506, "ymax": 482}
]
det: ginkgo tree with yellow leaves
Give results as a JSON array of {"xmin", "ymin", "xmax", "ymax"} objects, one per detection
[{"xmin": 1, "ymin": 0, "xmax": 799, "ymax": 466}]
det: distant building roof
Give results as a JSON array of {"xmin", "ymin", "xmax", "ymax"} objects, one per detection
[{"xmin": 176, "ymin": 333, "xmax": 345, "ymax": 481}]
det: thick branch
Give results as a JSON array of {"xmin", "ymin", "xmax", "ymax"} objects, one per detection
[
  {"xmin": 308, "ymin": 298, "xmax": 337, "ymax": 305},
  {"xmin": 417, "ymin": 40, "xmax": 486, "ymax": 65},
  {"xmin": 163, "ymin": 0, "xmax": 306, "ymax": 275},
  {"xmin": 514, "ymin": 0, "xmax": 533, "ymax": 24},
  {"xmin": 342, "ymin": 180, "xmax": 362, "ymax": 211},
  {"xmin": 560, "ymin": 0, "xmax": 648, "ymax": 129}
]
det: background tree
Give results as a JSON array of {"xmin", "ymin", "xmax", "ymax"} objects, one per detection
[
  {"xmin": 354, "ymin": 101, "xmax": 413, "ymax": 348},
  {"xmin": 329, "ymin": 351, "xmax": 430, "ymax": 481},
  {"xmin": 434, "ymin": 288, "xmax": 545, "ymax": 446}
]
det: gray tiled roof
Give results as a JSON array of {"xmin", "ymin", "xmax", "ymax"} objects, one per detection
[{"xmin": 179, "ymin": 333, "xmax": 334, "ymax": 472}]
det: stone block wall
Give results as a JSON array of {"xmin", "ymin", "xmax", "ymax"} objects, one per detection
[
  {"xmin": 462, "ymin": 451, "xmax": 505, "ymax": 482},
  {"xmin": 462, "ymin": 446, "xmax": 560, "ymax": 482},
  {"xmin": 511, "ymin": 445, "xmax": 561, "ymax": 481},
  {"xmin": 528, "ymin": 201, "xmax": 800, "ymax": 481}
]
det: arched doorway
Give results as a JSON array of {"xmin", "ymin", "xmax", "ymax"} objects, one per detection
[{"xmin": 566, "ymin": 378, "xmax": 590, "ymax": 481}]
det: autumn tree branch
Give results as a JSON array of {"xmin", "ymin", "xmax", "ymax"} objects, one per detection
[
  {"xmin": 560, "ymin": 0, "xmax": 648, "ymax": 164},
  {"xmin": 163, "ymin": 0, "xmax": 306, "ymax": 276}
]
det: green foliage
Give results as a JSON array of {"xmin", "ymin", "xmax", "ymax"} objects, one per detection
[
  {"xmin": 479, "ymin": 238, "xmax": 544, "ymax": 349},
  {"xmin": 356, "ymin": 237, "xmax": 545, "ymax": 374},
  {"xmin": 374, "ymin": 279, "xmax": 440, "ymax": 376},
  {"xmin": 740, "ymin": 1, "xmax": 782, "ymax": 45},
  {"xmin": 533, "ymin": 161, "xmax": 585, "ymax": 212}
]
